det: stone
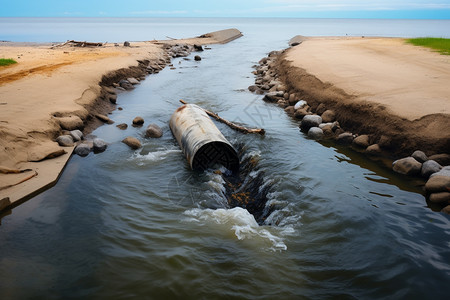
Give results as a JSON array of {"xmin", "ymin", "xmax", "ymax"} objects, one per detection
[
  {"xmin": 132, "ymin": 116, "xmax": 144, "ymax": 126},
  {"xmin": 284, "ymin": 106, "xmax": 295, "ymax": 116},
  {"xmin": 103, "ymin": 86, "xmax": 116, "ymax": 94},
  {"xmin": 56, "ymin": 135, "xmax": 74, "ymax": 147},
  {"xmin": 145, "ymin": 124, "xmax": 163, "ymax": 138},
  {"xmin": 425, "ymin": 175, "xmax": 450, "ymax": 193},
  {"xmin": 378, "ymin": 135, "xmax": 392, "ymax": 149},
  {"xmin": 294, "ymin": 100, "xmax": 307, "ymax": 110},
  {"xmin": 411, "ymin": 150, "xmax": 428, "ymax": 163},
  {"xmin": 58, "ymin": 116, "xmax": 84, "ymax": 131},
  {"xmin": 430, "ymin": 168, "xmax": 450, "ymax": 178},
  {"xmin": 122, "ymin": 137, "xmax": 142, "ymax": 150},
  {"xmin": 248, "ymin": 85, "xmax": 258, "ymax": 92},
  {"xmin": 194, "ymin": 55, "xmax": 201, "ymax": 61},
  {"xmin": 277, "ymin": 100, "xmax": 288, "ymax": 108},
  {"xmin": 0, "ymin": 197, "xmax": 11, "ymax": 211},
  {"xmin": 263, "ymin": 92, "xmax": 280, "ymax": 102},
  {"xmin": 316, "ymin": 103, "xmax": 327, "ymax": 115},
  {"xmin": 123, "ymin": 41, "xmax": 130, "ymax": 47},
  {"xmin": 322, "ymin": 125, "xmax": 333, "ymax": 136},
  {"xmin": 428, "ymin": 154, "xmax": 450, "ymax": 166},
  {"xmin": 119, "ymin": 80, "xmax": 134, "ymax": 90},
  {"xmin": 70, "ymin": 130, "xmax": 83, "ymax": 142},
  {"xmin": 127, "ymin": 77, "xmax": 140, "ymax": 85},
  {"xmin": 441, "ymin": 205, "xmax": 450, "ymax": 214},
  {"xmin": 27, "ymin": 143, "xmax": 66, "ymax": 162},
  {"xmin": 319, "ymin": 122, "xmax": 333, "ymax": 129},
  {"xmin": 74, "ymin": 143, "xmax": 91, "ymax": 157},
  {"xmin": 116, "ymin": 123, "xmax": 128, "ymax": 130},
  {"xmin": 294, "ymin": 108, "xmax": 311, "ymax": 119},
  {"xmin": 288, "ymin": 94, "xmax": 297, "ymax": 105},
  {"xmin": 331, "ymin": 121, "xmax": 340, "ymax": 132},
  {"xmin": 300, "ymin": 115, "xmax": 322, "ymax": 130},
  {"xmin": 365, "ymin": 144, "xmax": 381, "ymax": 155},
  {"xmin": 353, "ymin": 135, "xmax": 370, "ymax": 148},
  {"xmin": 336, "ymin": 132, "xmax": 354, "ymax": 145},
  {"xmin": 93, "ymin": 138, "xmax": 107, "ymax": 153},
  {"xmin": 96, "ymin": 114, "xmax": 113, "ymax": 124},
  {"xmin": 307, "ymin": 127, "xmax": 324, "ymax": 140},
  {"xmin": 421, "ymin": 160, "xmax": 442, "ymax": 178},
  {"xmin": 429, "ymin": 192, "xmax": 450, "ymax": 204},
  {"xmin": 108, "ymin": 94, "xmax": 117, "ymax": 104},
  {"xmin": 392, "ymin": 157, "xmax": 422, "ymax": 175},
  {"xmin": 321, "ymin": 110, "xmax": 335, "ymax": 123},
  {"xmin": 194, "ymin": 44, "xmax": 203, "ymax": 51}
]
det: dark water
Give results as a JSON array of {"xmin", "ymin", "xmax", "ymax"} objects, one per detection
[{"xmin": 1, "ymin": 18, "xmax": 450, "ymax": 299}]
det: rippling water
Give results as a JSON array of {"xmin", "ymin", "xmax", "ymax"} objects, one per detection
[{"xmin": 1, "ymin": 18, "xmax": 450, "ymax": 299}]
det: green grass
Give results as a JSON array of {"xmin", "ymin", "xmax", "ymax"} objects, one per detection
[
  {"xmin": 406, "ymin": 37, "xmax": 450, "ymax": 55},
  {"xmin": 0, "ymin": 58, "xmax": 17, "ymax": 66}
]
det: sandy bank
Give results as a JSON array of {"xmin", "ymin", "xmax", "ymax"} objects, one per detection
[
  {"xmin": 0, "ymin": 28, "xmax": 243, "ymax": 211},
  {"xmin": 279, "ymin": 37, "xmax": 450, "ymax": 156}
]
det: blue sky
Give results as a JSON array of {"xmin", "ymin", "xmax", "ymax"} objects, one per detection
[{"xmin": 2, "ymin": 0, "xmax": 450, "ymax": 19}]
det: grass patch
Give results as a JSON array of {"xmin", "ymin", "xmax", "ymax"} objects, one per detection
[
  {"xmin": 0, "ymin": 58, "xmax": 17, "ymax": 66},
  {"xmin": 406, "ymin": 37, "xmax": 450, "ymax": 55}
]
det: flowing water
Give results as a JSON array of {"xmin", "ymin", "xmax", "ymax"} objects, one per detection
[{"xmin": 1, "ymin": 18, "xmax": 450, "ymax": 299}]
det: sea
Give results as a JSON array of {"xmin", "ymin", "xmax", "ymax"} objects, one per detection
[{"xmin": 0, "ymin": 17, "xmax": 449, "ymax": 299}]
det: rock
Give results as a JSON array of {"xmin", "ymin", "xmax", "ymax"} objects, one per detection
[
  {"xmin": 378, "ymin": 135, "xmax": 392, "ymax": 149},
  {"xmin": 96, "ymin": 114, "xmax": 113, "ymax": 124},
  {"xmin": 194, "ymin": 55, "xmax": 201, "ymax": 61},
  {"xmin": 411, "ymin": 150, "xmax": 428, "ymax": 163},
  {"xmin": 353, "ymin": 135, "xmax": 370, "ymax": 148},
  {"xmin": 127, "ymin": 77, "xmax": 140, "ymax": 85},
  {"xmin": 307, "ymin": 127, "xmax": 324, "ymax": 140},
  {"xmin": 392, "ymin": 157, "xmax": 422, "ymax": 175},
  {"xmin": 103, "ymin": 86, "xmax": 116, "ymax": 94},
  {"xmin": 93, "ymin": 138, "xmax": 107, "ymax": 153},
  {"xmin": 441, "ymin": 205, "xmax": 450, "ymax": 214},
  {"xmin": 284, "ymin": 106, "xmax": 295, "ymax": 116},
  {"xmin": 321, "ymin": 110, "xmax": 335, "ymax": 123},
  {"xmin": 108, "ymin": 94, "xmax": 117, "ymax": 104},
  {"xmin": 430, "ymin": 168, "xmax": 450, "ymax": 178},
  {"xmin": 122, "ymin": 137, "xmax": 142, "ymax": 150},
  {"xmin": 116, "ymin": 123, "xmax": 128, "ymax": 130},
  {"xmin": 426, "ymin": 175, "xmax": 450, "ymax": 193},
  {"xmin": 58, "ymin": 116, "xmax": 84, "ymax": 131},
  {"xmin": 429, "ymin": 192, "xmax": 450, "ymax": 204},
  {"xmin": 331, "ymin": 121, "xmax": 340, "ymax": 132},
  {"xmin": 27, "ymin": 143, "xmax": 66, "ymax": 162},
  {"xmin": 132, "ymin": 116, "xmax": 144, "ymax": 126},
  {"xmin": 428, "ymin": 154, "xmax": 450, "ymax": 166},
  {"xmin": 421, "ymin": 160, "xmax": 442, "ymax": 178},
  {"xmin": 294, "ymin": 100, "xmax": 307, "ymax": 110},
  {"xmin": 56, "ymin": 135, "xmax": 74, "ymax": 147},
  {"xmin": 123, "ymin": 41, "xmax": 130, "ymax": 47},
  {"xmin": 336, "ymin": 132, "xmax": 354, "ymax": 145},
  {"xmin": 70, "ymin": 130, "xmax": 83, "ymax": 142},
  {"xmin": 319, "ymin": 122, "xmax": 333, "ymax": 129},
  {"xmin": 0, "ymin": 197, "xmax": 11, "ymax": 211},
  {"xmin": 300, "ymin": 115, "xmax": 322, "ymax": 130},
  {"xmin": 294, "ymin": 108, "xmax": 311, "ymax": 119},
  {"xmin": 277, "ymin": 100, "xmax": 288, "ymax": 108},
  {"xmin": 365, "ymin": 144, "xmax": 381, "ymax": 155},
  {"xmin": 74, "ymin": 143, "xmax": 91, "ymax": 157},
  {"xmin": 145, "ymin": 124, "xmax": 163, "ymax": 138},
  {"xmin": 288, "ymin": 94, "xmax": 297, "ymax": 105},
  {"xmin": 193, "ymin": 44, "xmax": 203, "ymax": 51},
  {"xmin": 263, "ymin": 92, "xmax": 280, "ymax": 102},
  {"xmin": 261, "ymin": 84, "xmax": 270, "ymax": 91},
  {"xmin": 322, "ymin": 125, "xmax": 333, "ymax": 136},
  {"xmin": 316, "ymin": 103, "xmax": 327, "ymax": 115},
  {"xmin": 248, "ymin": 85, "xmax": 258, "ymax": 92},
  {"xmin": 119, "ymin": 79, "xmax": 134, "ymax": 90}
]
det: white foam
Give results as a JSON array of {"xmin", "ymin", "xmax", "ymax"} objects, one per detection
[
  {"xmin": 130, "ymin": 148, "xmax": 182, "ymax": 165},
  {"xmin": 184, "ymin": 207, "xmax": 288, "ymax": 251}
]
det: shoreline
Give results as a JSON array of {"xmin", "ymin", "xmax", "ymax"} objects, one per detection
[{"xmin": 0, "ymin": 28, "xmax": 243, "ymax": 213}]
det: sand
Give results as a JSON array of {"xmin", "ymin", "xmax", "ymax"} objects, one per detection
[
  {"xmin": 280, "ymin": 37, "xmax": 450, "ymax": 155},
  {"xmin": 0, "ymin": 28, "xmax": 243, "ymax": 210}
]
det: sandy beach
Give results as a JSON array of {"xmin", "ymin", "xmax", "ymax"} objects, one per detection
[
  {"xmin": 279, "ymin": 37, "xmax": 450, "ymax": 156},
  {"xmin": 0, "ymin": 29, "xmax": 242, "ymax": 211}
]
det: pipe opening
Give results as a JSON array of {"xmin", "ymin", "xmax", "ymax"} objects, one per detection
[{"xmin": 192, "ymin": 141, "xmax": 239, "ymax": 172}]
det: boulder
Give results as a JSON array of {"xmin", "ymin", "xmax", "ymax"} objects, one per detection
[
  {"xmin": 392, "ymin": 157, "xmax": 422, "ymax": 175},
  {"xmin": 428, "ymin": 154, "xmax": 450, "ymax": 166},
  {"xmin": 193, "ymin": 44, "xmax": 203, "ymax": 51},
  {"xmin": 294, "ymin": 100, "xmax": 308, "ymax": 110},
  {"xmin": 58, "ymin": 116, "xmax": 84, "ymax": 131},
  {"xmin": 294, "ymin": 108, "xmax": 311, "ymax": 119},
  {"xmin": 430, "ymin": 168, "xmax": 450, "ymax": 178},
  {"xmin": 300, "ymin": 115, "xmax": 322, "ymax": 130},
  {"xmin": 74, "ymin": 143, "xmax": 91, "ymax": 157},
  {"xmin": 123, "ymin": 41, "xmax": 130, "ymax": 47},
  {"xmin": 336, "ymin": 132, "xmax": 353, "ymax": 145},
  {"xmin": 93, "ymin": 138, "xmax": 107, "ymax": 153},
  {"xmin": 263, "ymin": 92, "xmax": 280, "ymax": 102},
  {"xmin": 307, "ymin": 127, "xmax": 324, "ymax": 140},
  {"xmin": 284, "ymin": 106, "xmax": 295, "ymax": 116},
  {"xmin": 70, "ymin": 130, "xmax": 83, "ymax": 142},
  {"xmin": 425, "ymin": 175, "xmax": 450, "ymax": 193},
  {"xmin": 194, "ymin": 55, "xmax": 201, "ymax": 61},
  {"xmin": 421, "ymin": 160, "xmax": 442, "ymax": 178},
  {"xmin": 321, "ymin": 110, "xmax": 335, "ymax": 123},
  {"xmin": 122, "ymin": 137, "xmax": 142, "ymax": 150},
  {"xmin": 411, "ymin": 150, "xmax": 428, "ymax": 163},
  {"xmin": 353, "ymin": 135, "xmax": 370, "ymax": 148},
  {"xmin": 132, "ymin": 116, "xmax": 144, "ymax": 126},
  {"xmin": 116, "ymin": 123, "xmax": 128, "ymax": 130},
  {"xmin": 145, "ymin": 124, "xmax": 163, "ymax": 138},
  {"xmin": 429, "ymin": 192, "xmax": 450, "ymax": 204},
  {"xmin": 56, "ymin": 135, "xmax": 74, "ymax": 147},
  {"xmin": 127, "ymin": 77, "xmax": 140, "ymax": 85},
  {"xmin": 365, "ymin": 144, "xmax": 381, "ymax": 155}
]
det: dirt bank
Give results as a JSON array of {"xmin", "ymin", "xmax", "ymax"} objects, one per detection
[{"xmin": 277, "ymin": 37, "xmax": 450, "ymax": 157}]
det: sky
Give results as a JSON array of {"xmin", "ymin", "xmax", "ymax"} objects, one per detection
[{"xmin": 2, "ymin": 0, "xmax": 450, "ymax": 19}]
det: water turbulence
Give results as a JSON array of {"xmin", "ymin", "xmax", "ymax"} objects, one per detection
[{"xmin": 170, "ymin": 104, "xmax": 273, "ymax": 225}]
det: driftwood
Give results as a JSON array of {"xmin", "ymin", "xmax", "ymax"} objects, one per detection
[
  {"xmin": 52, "ymin": 40, "xmax": 104, "ymax": 48},
  {"xmin": 179, "ymin": 100, "xmax": 265, "ymax": 135}
]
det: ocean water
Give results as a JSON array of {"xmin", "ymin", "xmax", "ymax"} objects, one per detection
[{"xmin": 1, "ymin": 18, "xmax": 449, "ymax": 299}]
